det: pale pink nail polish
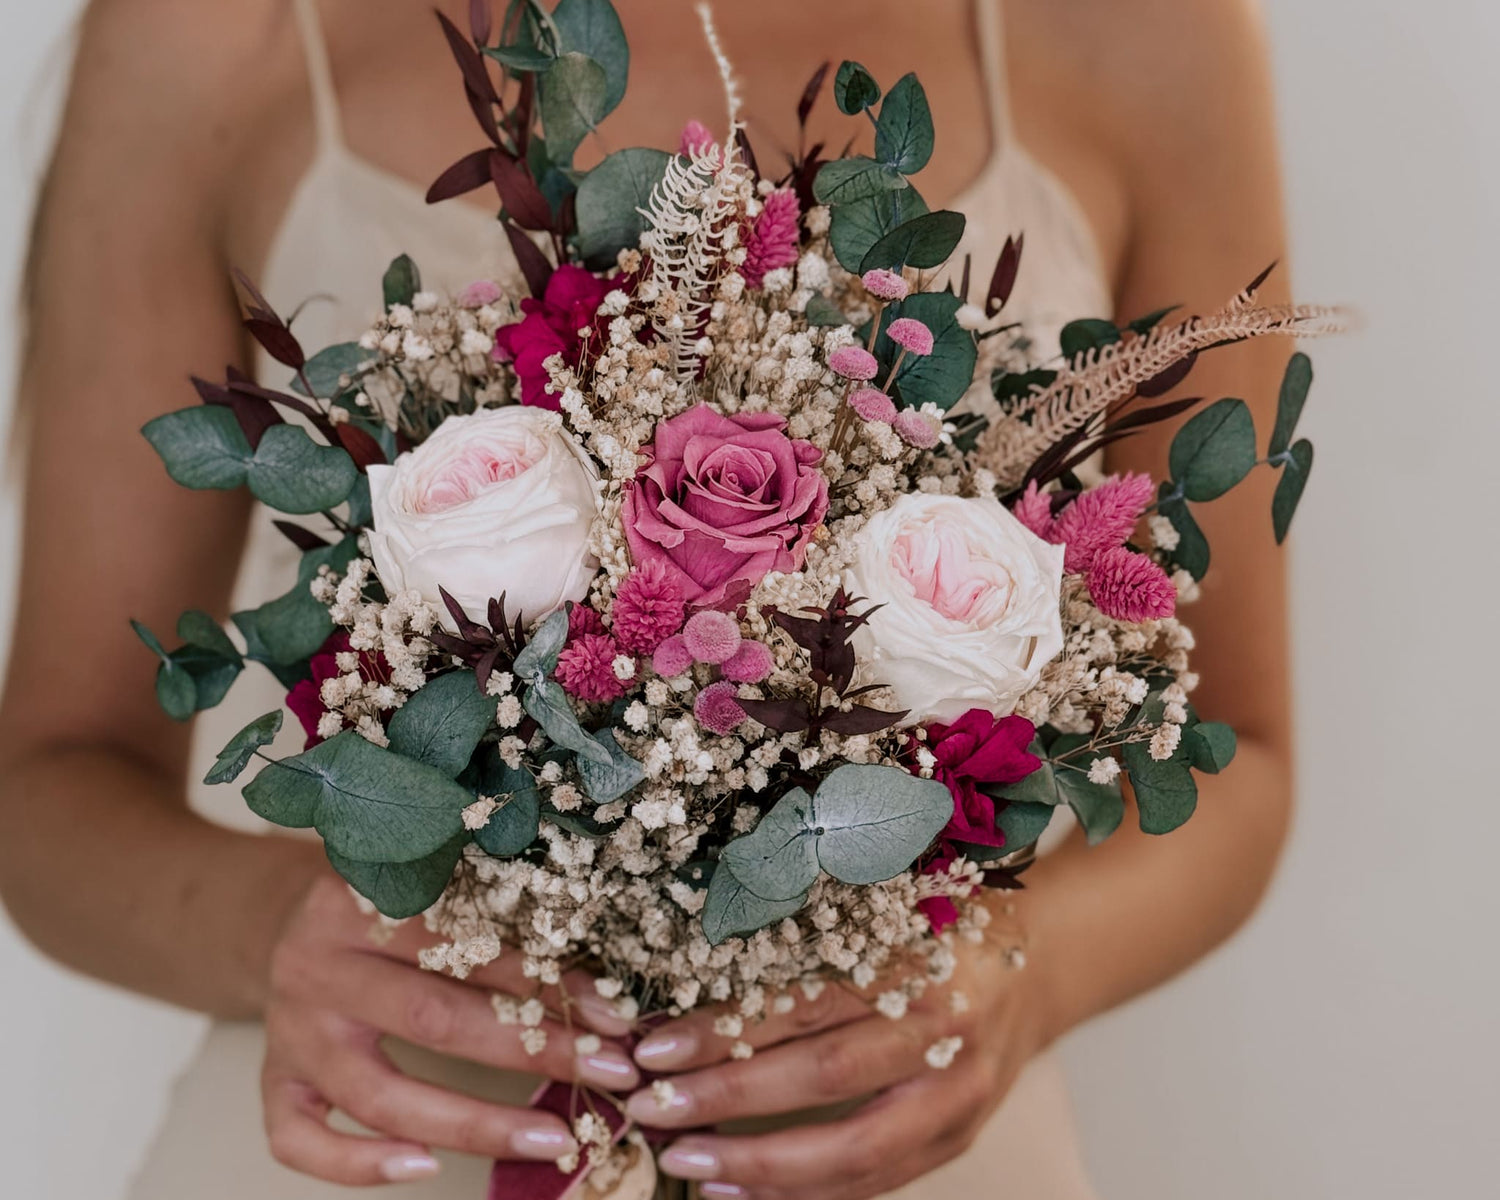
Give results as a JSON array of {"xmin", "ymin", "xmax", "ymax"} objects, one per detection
[
  {"xmin": 659, "ymin": 1143, "xmax": 721, "ymax": 1180},
  {"xmin": 578, "ymin": 1048, "xmax": 641, "ymax": 1090},
  {"xmin": 634, "ymin": 1030, "xmax": 697, "ymax": 1067},
  {"xmin": 625, "ymin": 1084, "xmax": 691, "ymax": 1125},
  {"xmin": 381, "ymin": 1153, "xmax": 441, "ymax": 1182},
  {"xmin": 700, "ymin": 1184, "xmax": 747, "ymax": 1198},
  {"xmin": 512, "ymin": 1127, "xmax": 578, "ymax": 1161},
  {"xmin": 576, "ymin": 993, "xmax": 633, "ymax": 1033}
]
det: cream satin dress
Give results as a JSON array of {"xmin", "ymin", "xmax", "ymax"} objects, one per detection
[{"xmin": 127, "ymin": 2, "xmax": 1112, "ymax": 1196}]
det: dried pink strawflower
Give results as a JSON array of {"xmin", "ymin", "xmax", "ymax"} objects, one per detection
[
  {"xmin": 682, "ymin": 610, "xmax": 742, "ymax": 665},
  {"xmin": 679, "ymin": 119, "xmax": 715, "ymax": 157},
  {"xmin": 887, "ymin": 317, "xmax": 935, "ymax": 356},
  {"xmin": 1011, "ymin": 480, "xmax": 1056, "ymax": 540},
  {"xmin": 1051, "ymin": 472, "xmax": 1156, "ymax": 574},
  {"xmin": 611, "ymin": 559, "xmax": 687, "ymax": 655},
  {"xmin": 829, "ymin": 346, "xmax": 880, "ymax": 381},
  {"xmin": 1086, "ymin": 546, "xmax": 1177, "ymax": 622},
  {"xmin": 694, "ymin": 680, "xmax": 746, "ymax": 735},
  {"xmin": 651, "ymin": 634, "xmax": 694, "ymax": 678},
  {"xmin": 861, "ymin": 268, "xmax": 909, "ymax": 301},
  {"xmin": 892, "ymin": 409, "xmax": 940, "ymax": 449},
  {"xmin": 458, "ymin": 279, "xmax": 503, "ymax": 308},
  {"xmin": 720, "ymin": 639, "xmax": 773, "ymax": 684},
  {"xmin": 556, "ymin": 633, "xmax": 628, "ymax": 702},
  {"xmin": 568, "ymin": 602, "xmax": 606, "ymax": 640},
  {"xmin": 848, "ymin": 387, "xmax": 898, "ymax": 424},
  {"xmin": 741, "ymin": 189, "xmax": 801, "ymax": 290}
]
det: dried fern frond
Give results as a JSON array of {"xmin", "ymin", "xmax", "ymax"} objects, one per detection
[{"xmin": 976, "ymin": 285, "xmax": 1351, "ymax": 488}]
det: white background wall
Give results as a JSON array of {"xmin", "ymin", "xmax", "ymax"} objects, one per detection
[{"xmin": 1, "ymin": 3, "xmax": 1495, "ymax": 1198}]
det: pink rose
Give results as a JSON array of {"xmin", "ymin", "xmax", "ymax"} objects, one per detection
[
  {"xmin": 622, "ymin": 405, "xmax": 829, "ymax": 609},
  {"xmin": 492, "ymin": 265, "xmax": 614, "ymax": 409}
]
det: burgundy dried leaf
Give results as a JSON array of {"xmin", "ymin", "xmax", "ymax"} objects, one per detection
[
  {"xmin": 196, "ymin": 374, "xmax": 282, "ymax": 449},
  {"xmin": 797, "ymin": 61, "xmax": 830, "ymax": 129},
  {"xmin": 487, "ymin": 595, "xmax": 507, "ymax": 633},
  {"xmin": 491, "ymin": 150, "xmax": 553, "ymax": 232},
  {"xmin": 231, "ymin": 268, "xmax": 279, "ymax": 323},
  {"xmin": 513, "ymin": 71, "xmax": 537, "ymax": 156},
  {"xmin": 438, "ymin": 586, "xmax": 489, "ymax": 642},
  {"xmin": 735, "ymin": 697, "xmax": 813, "ymax": 734},
  {"xmin": 474, "ymin": 643, "xmax": 503, "ymax": 691},
  {"xmin": 503, "ymin": 221, "xmax": 555, "ymax": 300},
  {"xmin": 1244, "ymin": 260, "xmax": 1279, "ymax": 296},
  {"xmin": 430, "ymin": 630, "xmax": 473, "ymax": 659},
  {"xmin": 1106, "ymin": 395, "xmax": 1204, "ymax": 433},
  {"xmin": 733, "ymin": 128, "xmax": 760, "ymax": 179},
  {"xmin": 771, "ymin": 610, "xmax": 824, "ymax": 651},
  {"xmin": 436, "ymin": 9, "xmax": 500, "ymax": 104},
  {"xmin": 468, "ymin": 0, "xmax": 491, "ymax": 46},
  {"xmin": 820, "ymin": 705, "xmax": 909, "ymax": 735},
  {"xmin": 272, "ymin": 520, "xmax": 331, "ymax": 552},
  {"xmin": 427, "ymin": 148, "xmax": 495, "ymax": 204},
  {"xmin": 334, "ymin": 423, "xmax": 386, "ymax": 471},
  {"xmin": 986, "ymin": 234, "xmax": 1023, "ymax": 316},
  {"xmin": 958, "ymin": 253, "xmax": 972, "ymax": 303},
  {"xmin": 464, "ymin": 83, "xmax": 503, "ymax": 147},
  {"xmin": 1136, "ymin": 350, "xmax": 1199, "ymax": 398},
  {"xmin": 243, "ymin": 318, "xmax": 306, "ymax": 371}
]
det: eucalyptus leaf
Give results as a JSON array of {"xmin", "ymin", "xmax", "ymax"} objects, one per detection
[
  {"xmin": 874, "ymin": 73, "xmax": 934, "ymax": 174},
  {"xmin": 574, "ymin": 147, "xmax": 671, "ymax": 269},
  {"xmin": 810, "ymin": 764, "xmax": 953, "ymax": 884},
  {"xmin": 326, "ymin": 833, "xmax": 468, "ymax": 920},
  {"xmin": 813, "ymin": 156, "xmax": 908, "ymax": 206},
  {"xmin": 543, "ymin": 805, "xmax": 622, "ymax": 839},
  {"xmin": 236, "ymin": 535, "xmax": 361, "ymax": 666},
  {"xmin": 514, "ymin": 609, "xmax": 570, "ymax": 677},
  {"xmin": 828, "ymin": 185, "xmax": 928, "ymax": 272},
  {"xmin": 803, "ymin": 296, "xmax": 849, "ymax": 327},
  {"xmin": 243, "ymin": 732, "xmax": 470, "ymax": 862},
  {"xmin": 383, "ymin": 255, "xmax": 420, "ymax": 309},
  {"xmin": 720, "ymin": 788, "xmax": 820, "ymax": 902},
  {"xmin": 882, "ymin": 291, "xmax": 977, "ymax": 411},
  {"xmin": 574, "ymin": 728, "xmax": 646, "ymax": 804},
  {"xmin": 177, "ymin": 610, "xmax": 241, "ymax": 664},
  {"xmin": 232, "ymin": 612, "xmax": 314, "ymax": 690},
  {"xmin": 832, "ymin": 60, "xmax": 881, "ymax": 114},
  {"xmin": 701, "ymin": 861, "xmax": 809, "ymax": 946},
  {"xmin": 1054, "ymin": 761, "xmax": 1125, "ymax": 845},
  {"xmin": 154, "ymin": 662, "xmax": 198, "ymax": 722},
  {"xmin": 1169, "ymin": 397, "xmax": 1257, "ymax": 502},
  {"xmin": 476, "ymin": 788, "xmax": 542, "ymax": 856},
  {"xmin": 523, "ymin": 680, "xmax": 613, "ymax": 765},
  {"xmin": 131, "ymin": 620, "xmax": 170, "ymax": 663},
  {"xmin": 246, "ymin": 424, "xmax": 359, "ymax": 515},
  {"xmin": 204, "ymin": 711, "xmax": 285, "ymax": 785},
  {"xmin": 1059, "ymin": 318, "xmax": 1121, "ymax": 361},
  {"xmin": 552, "ymin": 0, "xmax": 629, "ymax": 114},
  {"xmin": 1270, "ymin": 352, "xmax": 1313, "ymax": 458},
  {"xmin": 858, "ymin": 210, "xmax": 965, "ymax": 273},
  {"xmin": 1272, "ymin": 438, "xmax": 1314, "ymax": 544},
  {"xmin": 387, "ymin": 670, "xmax": 496, "ymax": 777},
  {"xmin": 293, "ymin": 342, "xmax": 376, "ymax": 399},
  {"xmin": 142, "ymin": 406, "xmax": 251, "ymax": 490},
  {"xmin": 1186, "ymin": 722, "xmax": 1237, "ymax": 774},
  {"xmin": 1157, "ymin": 495, "xmax": 1211, "ymax": 581},
  {"xmin": 1122, "ymin": 739, "xmax": 1198, "ymax": 835},
  {"xmin": 539, "ymin": 51, "xmax": 607, "ymax": 161},
  {"xmin": 483, "ymin": 44, "xmax": 557, "ymax": 71},
  {"xmin": 171, "ymin": 644, "xmax": 242, "ymax": 711},
  {"xmin": 995, "ymin": 799, "xmax": 1055, "ymax": 850}
]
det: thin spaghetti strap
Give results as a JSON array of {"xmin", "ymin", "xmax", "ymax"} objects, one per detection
[
  {"xmin": 974, "ymin": 0, "xmax": 1016, "ymax": 148},
  {"xmin": 291, "ymin": 0, "xmax": 344, "ymax": 150}
]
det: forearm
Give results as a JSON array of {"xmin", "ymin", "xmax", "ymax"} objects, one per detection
[
  {"xmin": 1017, "ymin": 736, "xmax": 1292, "ymax": 1046},
  {"xmin": 0, "ymin": 743, "xmax": 325, "ymax": 1019}
]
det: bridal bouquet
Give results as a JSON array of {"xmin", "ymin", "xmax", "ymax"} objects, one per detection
[{"xmin": 134, "ymin": 1, "xmax": 1339, "ymax": 1192}]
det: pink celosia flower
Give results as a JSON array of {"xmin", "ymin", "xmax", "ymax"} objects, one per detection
[
  {"xmin": 611, "ymin": 559, "xmax": 686, "ymax": 655},
  {"xmin": 720, "ymin": 639, "xmax": 773, "ymax": 684},
  {"xmin": 887, "ymin": 317, "xmax": 935, "ymax": 356},
  {"xmin": 693, "ymin": 680, "xmax": 746, "ymax": 735},
  {"xmin": 861, "ymin": 268, "xmax": 910, "ymax": 301},
  {"xmin": 679, "ymin": 119, "xmax": 715, "ymax": 157},
  {"xmin": 1086, "ymin": 545, "xmax": 1177, "ymax": 622},
  {"xmin": 892, "ymin": 409, "xmax": 940, "ymax": 449},
  {"xmin": 567, "ymin": 602, "xmax": 606, "ymax": 640},
  {"xmin": 555, "ymin": 633, "xmax": 628, "ymax": 702},
  {"xmin": 828, "ymin": 346, "xmax": 880, "ymax": 381},
  {"xmin": 1051, "ymin": 472, "xmax": 1156, "ymax": 574},
  {"xmin": 458, "ymin": 279, "xmax": 503, "ymax": 308},
  {"xmin": 741, "ymin": 189, "xmax": 801, "ymax": 290},
  {"xmin": 1011, "ymin": 480, "xmax": 1056, "ymax": 540},
  {"xmin": 651, "ymin": 634, "xmax": 694, "ymax": 678},
  {"xmin": 848, "ymin": 387, "xmax": 898, "ymax": 424},
  {"xmin": 682, "ymin": 610, "xmax": 741, "ymax": 664}
]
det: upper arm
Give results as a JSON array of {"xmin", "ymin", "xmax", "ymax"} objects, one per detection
[
  {"xmin": 1, "ymin": 0, "xmax": 289, "ymax": 778},
  {"xmin": 1077, "ymin": 0, "xmax": 1295, "ymax": 742}
]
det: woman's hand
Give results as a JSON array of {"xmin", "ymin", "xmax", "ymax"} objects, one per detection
[
  {"xmin": 261, "ymin": 873, "xmax": 640, "ymax": 1186},
  {"xmin": 622, "ymin": 917, "xmax": 1048, "ymax": 1200}
]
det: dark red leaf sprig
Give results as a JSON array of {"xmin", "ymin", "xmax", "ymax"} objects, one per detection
[
  {"xmin": 736, "ymin": 589, "xmax": 907, "ymax": 738},
  {"xmin": 779, "ymin": 60, "xmax": 832, "ymax": 227},
  {"xmin": 430, "ymin": 587, "xmax": 530, "ymax": 693}
]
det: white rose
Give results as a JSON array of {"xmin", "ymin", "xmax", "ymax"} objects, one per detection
[
  {"xmin": 366, "ymin": 407, "xmax": 600, "ymax": 630},
  {"xmin": 844, "ymin": 492, "xmax": 1064, "ymax": 724}
]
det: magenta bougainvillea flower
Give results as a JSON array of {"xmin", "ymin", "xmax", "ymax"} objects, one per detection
[
  {"xmin": 922, "ymin": 709, "xmax": 1041, "ymax": 847},
  {"xmin": 741, "ymin": 189, "xmax": 801, "ymax": 290},
  {"xmin": 492, "ymin": 265, "xmax": 615, "ymax": 409},
  {"xmin": 828, "ymin": 345, "xmax": 880, "ymax": 380},
  {"xmin": 887, "ymin": 316, "xmax": 935, "ymax": 356},
  {"xmin": 693, "ymin": 680, "xmax": 746, "ymax": 735},
  {"xmin": 621, "ymin": 405, "xmax": 828, "ymax": 609},
  {"xmin": 848, "ymin": 387, "xmax": 898, "ymax": 424},
  {"xmin": 555, "ymin": 632, "xmax": 629, "ymax": 703},
  {"xmin": 1086, "ymin": 545, "xmax": 1177, "ymax": 622},
  {"xmin": 861, "ymin": 268, "xmax": 910, "ymax": 301},
  {"xmin": 610, "ymin": 559, "xmax": 686, "ymax": 655}
]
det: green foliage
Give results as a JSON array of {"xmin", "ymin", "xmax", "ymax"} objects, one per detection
[
  {"xmin": 813, "ymin": 157, "xmax": 908, "ymax": 206},
  {"xmin": 293, "ymin": 342, "xmax": 376, "ymax": 399},
  {"xmin": 701, "ymin": 860, "xmax": 809, "ymax": 946},
  {"xmin": 1002, "ymin": 735, "xmax": 1125, "ymax": 845},
  {"xmin": 878, "ymin": 291, "xmax": 977, "ymax": 411},
  {"xmin": 245, "ymin": 425, "xmax": 359, "ymax": 514},
  {"xmin": 386, "ymin": 671, "xmax": 496, "ymax": 777},
  {"xmin": 994, "ymin": 799, "xmax": 1055, "ymax": 851},
  {"xmin": 1059, "ymin": 318, "xmax": 1121, "ymax": 361},
  {"xmin": 1122, "ymin": 737, "xmax": 1198, "ymax": 835},
  {"xmin": 1157, "ymin": 493, "xmax": 1211, "ymax": 580},
  {"xmin": 1169, "ymin": 398, "xmax": 1257, "ymax": 502},
  {"xmin": 133, "ymin": 617, "xmax": 244, "ymax": 721},
  {"xmin": 243, "ymin": 731, "xmax": 470, "ymax": 862},
  {"xmin": 484, "ymin": 43, "xmax": 556, "ymax": 71},
  {"xmin": 1270, "ymin": 352, "xmax": 1313, "ymax": 458},
  {"xmin": 1127, "ymin": 305, "xmax": 1179, "ymax": 337},
  {"xmin": 383, "ymin": 254, "xmax": 420, "ymax": 308},
  {"xmin": 1272, "ymin": 438, "xmax": 1314, "ymax": 544},
  {"xmin": 1186, "ymin": 722, "xmax": 1237, "ymax": 774},
  {"xmin": 326, "ymin": 833, "xmax": 468, "ymax": 920},
  {"xmin": 514, "ymin": 609, "xmax": 570, "ymax": 678},
  {"xmin": 538, "ymin": 51, "xmax": 608, "ymax": 161},
  {"xmin": 523, "ymin": 679, "xmax": 613, "ymax": 765},
  {"xmin": 574, "ymin": 728, "xmax": 646, "ymax": 804},
  {"xmin": 803, "ymin": 296, "xmax": 850, "ymax": 327},
  {"xmin": 142, "ymin": 407, "xmax": 254, "ymax": 491},
  {"xmin": 177, "ymin": 610, "xmax": 241, "ymax": 663},
  {"xmin": 833, "ymin": 60, "xmax": 881, "ymax": 114},
  {"xmin": 873, "ymin": 74, "xmax": 934, "ymax": 174},
  {"xmin": 858, "ymin": 210, "xmax": 965, "ymax": 273},
  {"xmin": 234, "ymin": 535, "xmax": 361, "ymax": 668},
  {"xmin": 574, "ymin": 147, "xmax": 671, "ymax": 269},
  {"xmin": 551, "ymin": 0, "xmax": 629, "ymax": 114},
  {"xmin": 204, "ymin": 711, "xmax": 284, "ymax": 785},
  {"xmin": 464, "ymin": 747, "xmax": 542, "ymax": 856},
  {"xmin": 828, "ymin": 184, "xmax": 929, "ymax": 272}
]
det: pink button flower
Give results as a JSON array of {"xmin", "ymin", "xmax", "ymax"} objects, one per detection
[
  {"xmin": 892, "ymin": 409, "xmax": 940, "ymax": 449},
  {"xmin": 861, "ymin": 268, "xmax": 909, "ymax": 301},
  {"xmin": 720, "ymin": 639, "xmax": 773, "ymax": 684},
  {"xmin": 848, "ymin": 387, "xmax": 898, "ymax": 424},
  {"xmin": 828, "ymin": 346, "xmax": 880, "ymax": 381},
  {"xmin": 694, "ymin": 680, "xmax": 746, "ymax": 735},
  {"xmin": 887, "ymin": 317, "xmax": 935, "ymax": 356},
  {"xmin": 682, "ymin": 610, "xmax": 742, "ymax": 664}
]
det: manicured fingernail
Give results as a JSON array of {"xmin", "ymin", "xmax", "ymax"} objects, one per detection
[
  {"xmin": 660, "ymin": 1143, "xmax": 722, "ymax": 1180},
  {"xmin": 576, "ymin": 993, "xmax": 634, "ymax": 1033},
  {"xmin": 578, "ymin": 1048, "xmax": 640, "ymax": 1090},
  {"xmin": 512, "ymin": 1127, "xmax": 578, "ymax": 1161},
  {"xmin": 381, "ymin": 1153, "xmax": 441, "ymax": 1181},
  {"xmin": 634, "ymin": 1031, "xmax": 697, "ymax": 1068},
  {"xmin": 626, "ymin": 1083, "xmax": 692, "ymax": 1125},
  {"xmin": 700, "ymin": 1185, "xmax": 747, "ymax": 1198}
]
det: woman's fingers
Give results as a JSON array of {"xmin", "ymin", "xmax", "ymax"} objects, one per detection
[
  {"xmin": 625, "ymin": 1009, "xmax": 944, "ymax": 1129},
  {"xmin": 289, "ymin": 949, "xmax": 639, "ymax": 1090},
  {"xmin": 634, "ymin": 984, "xmax": 871, "ymax": 1072},
  {"xmin": 261, "ymin": 1072, "xmax": 442, "ymax": 1186}
]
